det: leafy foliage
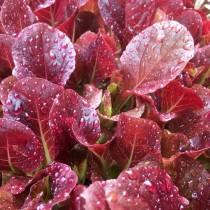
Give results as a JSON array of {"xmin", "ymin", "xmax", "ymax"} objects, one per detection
[{"xmin": 0, "ymin": 0, "xmax": 209, "ymax": 209}]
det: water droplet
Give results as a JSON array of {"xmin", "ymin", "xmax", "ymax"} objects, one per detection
[
  {"xmin": 58, "ymin": 32, "xmax": 65, "ymax": 39},
  {"xmin": 49, "ymin": 50, "xmax": 56, "ymax": 60},
  {"xmin": 191, "ymin": 192, "xmax": 198, "ymax": 199},
  {"xmin": 125, "ymin": 169, "xmax": 137, "ymax": 180},
  {"xmin": 93, "ymin": 119, "xmax": 100, "ymax": 128},
  {"xmin": 155, "ymin": 34, "xmax": 165, "ymax": 43},
  {"xmin": 80, "ymin": 118, "xmax": 85, "ymax": 127},
  {"xmin": 14, "ymin": 105, "xmax": 23, "ymax": 116},
  {"xmin": 61, "ymin": 43, "xmax": 68, "ymax": 49},
  {"xmin": 106, "ymin": 191, "xmax": 117, "ymax": 203},
  {"xmin": 5, "ymin": 99, "xmax": 12, "ymax": 106}
]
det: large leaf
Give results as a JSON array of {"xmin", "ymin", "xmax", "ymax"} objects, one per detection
[
  {"xmin": 20, "ymin": 162, "xmax": 78, "ymax": 209},
  {"xmin": 0, "ymin": 0, "xmax": 37, "ymax": 36},
  {"xmin": 110, "ymin": 114, "xmax": 161, "ymax": 169},
  {"xmin": 78, "ymin": 164, "xmax": 189, "ymax": 210},
  {"xmin": 120, "ymin": 20, "xmax": 194, "ymax": 95},
  {"xmin": 12, "ymin": 23, "xmax": 76, "ymax": 86},
  {"xmin": 0, "ymin": 118, "xmax": 43, "ymax": 173},
  {"xmin": 1, "ymin": 77, "xmax": 64, "ymax": 164},
  {"xmin": 0, "ymin": 35, "xmax": 15, "ymax": 79},
  {"xmin": 160, "ymin": 80, "xmax": 203, "ymax": 116},
  {"xmin": 49, "ymin": 89, "xmax": 101, "ymax": 155}
]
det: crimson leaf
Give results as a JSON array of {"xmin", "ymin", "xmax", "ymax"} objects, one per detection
[
  {"xmin": 0, "ymin": 35, "xmax": 15, "ymax": 79},
  {"xmin": 79, "ymin": 164, "xmax": 189, "ymax": 209},
  {"xmin": 21, "ymin": 162, "xmax": 78, "ymax": 209},
  {"xmin": 98, "ymin": 0, "xmax": 125, "ymax": 46},
  {"xmin": 49, "ymin": 89, "xmax": 100, "ymax": 155},
  {"xmin": 165, "ymin": 155, "xmax": 210, "ymax": 210},
  {"xmin": 0, "ymin": 118, "xmax": 43, "ymax": 173},
  {"xmin": 125, "ymin": 0, "xmax": 156, "ymax": 38},
  {"xmin": 0, "ymin": 0, "xmax": 37, "ymax": 36},
  {"xmin": 29, "ymin": 0, "xmax": 56, "ymax": 11},
  {"xmin": 120, "ymin": 20, "xmax": 194, "ymax": 95},
  {"xmin": 110, "ymin": 114, "xmax": 161, "ymax": 169},
  {"xmin": 12, "ymin": 23, "xmax": 76, "ymax": 86},
  {"xmin": 160, "ymin": 80, "xmax": 203, "ymax": 116},
  {"xmin": 1, "ymin": 77, "xmax": 64, "ymax": 164}
]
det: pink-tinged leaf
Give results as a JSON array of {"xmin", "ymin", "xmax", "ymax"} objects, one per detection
[
  {"xmin": 110, "ymin": 114, "xmax": 161, "ymax": 169},
  {"xmin": 165, "ymin": 155, "xmax": 210, "ymax": 210},
  {"xmin": 177, "ymin": 9, "xmax": 203, "ymax": 44},
  {"xmin": 161, "ymin": 130, "xmax": 189, "ymax": 158},
  {"xmin": 79, "ymin": 164, "xmax": 189, "ymax": 210},
  {"xmin": 0, "ymin": 76, "xmax": 18, "ymax": 102},
  {"xmin": 77, "ymin": 31, "xmax": 117, "ymax": 84},
  {"xmin": 155, "ymin": 0, "xmax": 184, "ymax": 18},
  {"xmin": 0, "ymin": 35, "xmax": 15, "ymax": 79},
  {"xmin": 21, "ymin": 162, "xmax": 78, "ymax": 210},
  {"xmin": 98, "ymin": 0, "xmax": 125, "ymax": 45},
  {"xmin": 125, "ymin": 0, "xmax": 156, "ymax": 38},
  {"xmin": 160, "ymin": 80, "xmax": 203, "ymax": 116},
  {"xmin": 12, "ymin": 23, "xmax": 76, "ymax": 86},
  {"xmin": 0, "ymin": 118, "xmax": 43, "ymax": 173},
  {"xmin": 0, "ymin": 184, "xmax": 25, "ymax": 210},
  {"xmin": 1, "ymin": 77, "xmax": 64, "ymax": 164},
  {"xmin": 0, "ymin": 0, "xmax": 37, "ymax": 36},
  {"xmin": 49, "ymin": 89, "xmax": 100, "ymax": 153},
  {"xmin": 192, "ymin": 44, "xmax": 210, "ymax": 68},
  {"xmin": 120, "ymin": 21, "xmax": 194, "ymax": 96},
  {"xmin": 70, "ymin": 185, "xmax": 86, "ymax": 210},
  {"xmin": 29, "ymin": 0, "xmax": 56, "ymax": 11},
  {"xmin": 35, "ymin": 0, "xmax": 78, "ymax": 27},
  {"xmin": 83, "ymin": 84, "xmax": 102, "ymax": 109}
]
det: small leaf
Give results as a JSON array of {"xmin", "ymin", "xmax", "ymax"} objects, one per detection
[
  {"xmin": 0, "ymin": 119, "xmax": 43, "ymax": 173},
  {"xmin": 110, "ymin": 114, "xmax": 161, "ymax": 169}
]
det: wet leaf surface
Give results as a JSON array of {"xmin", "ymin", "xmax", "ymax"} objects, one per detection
[{"xmin": 12, "ymin": 23, "xmax": 76, "ymax": 86}]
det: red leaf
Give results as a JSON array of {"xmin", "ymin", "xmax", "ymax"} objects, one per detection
[
  {"xmin": 0, "ymin": 118, "xmax": 43, "ymax": 173},
  {"xmin": 21, "ymin": 162, "xmax": 78, "ymax": 209},
  {"xmin": 120, "ymin": 21, "xmax": 194, "ymax": 95},
  {"xmin": 110, "ymin": 114, "xmax": 161, "ymax": 169},
  {"xmin": 34, "ymin": 0, "xmax": 78, "ymax": 27},
  {"xmin": 98, "ymin": 0, "xmax": 125, "ymax": 45},
  {"xmin": 125, "ymin": 0, "xmax": 156, "ymax": 38},
  {"xmin": 1, "ymin": 77, "xmax": 64, "ymax": 164},
  {"xmin": 0, "ymin": 35, "xmax": 15, "ymax": 79},
  {"xmin": 177, "ymin": 9, "xmax": 203, "ymax": 44},
  {"xmin": 192, "ymin": 44, "xmax": 210, "ymax": 68},
  {"xmin": 165, "ymin": 155, "xmax": 210, "ymax": 210},
  {"xmin": 49, "ymin": 89, "xmax": 100, "ymax": 152},
  {"xmin": 79, "ymin": 164, "xmax": 189, "ymax": 210},
  {"xmin": 0, "ymin": 0, "xmax": 37, "ymax": 36},
  {"xmin": 77, "ymin": 31, "xmax": 117, "ymax": 84},
  {"xmin": 160, "ymin": 80, "xmax": 203, "ymax": 116},
  {"xmin": 29, "ymin": 0, "xmax": 56, "ymax": 11},
  {"xmin": 12, "ymin": 23, "xmax": 76, "ymax": 86},
  {"xmin": 161, "ymin": 130, "xmax": 189, "ymax": 158}
]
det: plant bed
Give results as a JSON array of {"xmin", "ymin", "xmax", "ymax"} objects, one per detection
[{"xmin": 0, "ymin": 0, "xmax": 209, "ymax": 209}]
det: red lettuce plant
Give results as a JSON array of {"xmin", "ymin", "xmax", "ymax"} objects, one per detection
[{"xmin": 0, "ymin": 0, "xmax": 209, "ymax": 209}]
